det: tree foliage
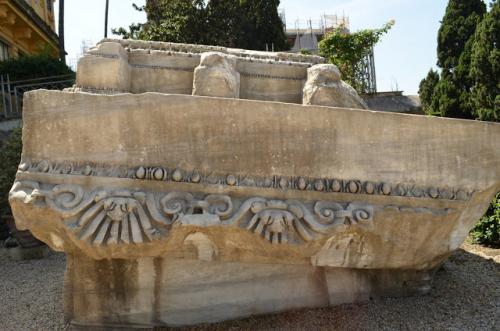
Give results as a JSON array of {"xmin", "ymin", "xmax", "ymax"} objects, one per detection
[
  {"xmin": 0, "ymin": 128, "xmax": 22, "ymax": 215},
  {"xmin": 418, "ymin": 69, "xmax": 440, "ymax": 114},
  {"xmin": 0, "ymin": 51, "xmax": 74, "ymax": 82},
  {"xmin": 238, "ymin": 0, "xmax": 288, "ymax": 51},
  {"xmin": 470, "ymin": 192, "xmax": 500, "ymax": 247},
  {"xmin": 433, "ymin": 70, "xmax": 467, "ymax": 118},
  {"xmin": 419, "ymin": 0, "xmax": 488, "ymax": 119},
  {"xmin": 113, "ymin": 0, "xmax": 288, "ymax": 51},
  {"xmin": 469, "ymin": 0, "xmax": 499, "ymax": 121},
  {"xmin": 205, "ymin": 0, "xmax": 243, "ymax": 47},
  {"xmin": 439, "ymin": 0, "xmax": 485, "ymax": 118},
  {"xmin": 318, "ymin": 21, "xmax": 394, "ymax": 93},
  {"xmin": 113, "ymin": 1, "xmax": 206, "ymax": 43},
  {"xmin": 437, "ymin": 0, "xmax": 486, "ymax": 70},
  {"xmin": 438, "ymin": 0, "xmax": 486, "ymax": 69}
]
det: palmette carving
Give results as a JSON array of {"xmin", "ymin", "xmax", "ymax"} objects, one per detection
[
  {"xmin": 226, "ymin": 199, "xmax": 374, "ymax": 244},
  {"xmin": 10, "ymin": 181, "xmax": 162, "ymax": 245},
  {"xmin": 10, "ymin": 181, "xmax": 374, "ymax": 247}
]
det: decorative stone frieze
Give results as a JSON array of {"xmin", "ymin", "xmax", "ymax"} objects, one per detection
[
  {"xmin": 10, "ymin": 180, "xmax": 375, "ymax": 248},
  {"xmin": 18, "ymin": 160, "xmax": 474, "ymax": 201}
]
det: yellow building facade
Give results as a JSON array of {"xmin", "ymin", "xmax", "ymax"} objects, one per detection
[{"xmin": 0, "ymin": 0, "xmax": 58, "ymax": 60}]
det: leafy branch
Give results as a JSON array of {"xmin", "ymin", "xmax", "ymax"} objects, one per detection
[{"xmin": 319, "ymin": 21, "xmax": 394, "ymax": 93}]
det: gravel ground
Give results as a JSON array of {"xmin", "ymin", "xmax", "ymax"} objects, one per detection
[{"xmin": 0, "ymin": 242, "xmax": 498, "ymax": 331}]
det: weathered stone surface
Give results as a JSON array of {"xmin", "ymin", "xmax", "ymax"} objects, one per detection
[
  {"xmin": 76, "ymin": 42, "xmax": 131, "ymax": 92},
  {"xmin": 10, "ymin": 39, "xmax": 500, "ymax": 328},
  {"xmin": 303, "ymin": 64, "xmax": 368, "ymax": 109},
  {"xmin": 192, "ymin": 52, "xmax": 240, "ymax": 98},
  {"xmin": 73, "ymin": 39, "xmax": 322, "ymax": 103},
  {"xmin": 64, "ymin": 253, "xmax": 436, "ymax": 327},
  {"xmin": 19, "ymin": 91, "xmax": 498, "ymax": 190},
  {"xmin": 129, "ymin": 49, "xmax": 199, "ymax": 95},
  {"xmin": 363, "ymin": 91, "xmax": 423, "ymax": 114}
]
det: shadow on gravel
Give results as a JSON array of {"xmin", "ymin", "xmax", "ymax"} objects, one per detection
[{"xmin": 0, "ymin": 248, "xmax": 498, "ymax": 331}]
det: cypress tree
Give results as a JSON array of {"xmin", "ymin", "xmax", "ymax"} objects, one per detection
[
  {"xmin": 470, "ymin": 0, "xmax": 499, "ymax": 122},
  {"xmin": 418, "ymin": 69, "xmax": 440, "ymax": 115},
  {"xmin": 437, "ymin": 0, "xmax": 486, "ymax": 70},
  {"xmin": 431, "ymin": 70, "xmax": 461, "ymax": 118},
  {"xmin": 239, "ymin": 0, "xmax": 288, "ymax": 51},
  {"xmin": 419, "ymin": 0, "xmax": 486, "ymax": 118}
]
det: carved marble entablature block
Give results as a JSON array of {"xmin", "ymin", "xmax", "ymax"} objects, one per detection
[
  {"xmin": 11, "ymin": 56, "xmax": 500, "ymax": 327},
  {"xmin": 73, "ymin": 39, "xmax": 368, "ymax": 105}
]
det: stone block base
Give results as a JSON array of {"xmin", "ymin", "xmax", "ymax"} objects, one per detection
[{"xmin": 65, "ymin": 254, "xmax": 436, "ymax": 328}]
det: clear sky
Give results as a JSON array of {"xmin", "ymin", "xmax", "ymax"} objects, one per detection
[{"xmin": 57, "ymin": 0, "xmax": 449, "ymax": 95}]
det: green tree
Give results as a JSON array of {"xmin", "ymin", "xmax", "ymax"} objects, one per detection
[
  {"xmin": 0, "ymin": 128, "xmax": 22, "ymax": 215},
  {"xmin": 318, "ymin": 21, "xmax": 394, "ymax": 93},
  {"xmin": 469, "ymin": 0, "xmax": 499, "ymax": 122},
  {"xmin": 418, "ymin": 69, "xmax": 440, "ymax": 115},
  {"xmin": 419, "ymin": 0, "xmax": 486, "ymax": 118},
  {"xmin": 205, "ymin": 0, "xmax": 243, "ymax": 48},
  {"xmin": 431, "ymin": 70, "xmax": 461, "ymax": 117},
  {"xmin": 239, "ymin": 0, "xmax": 288, "ymax": 51},
  {"xmin": 120, "ymin": 0, "xmax": 207, "ymax": 44},
  {"xmin": 113, "ymin": 0, "xmax": 288, "ymax": 51},
  {"xmin": 437, "ymin": 0, "xmax": 486, "ymax": 70}
]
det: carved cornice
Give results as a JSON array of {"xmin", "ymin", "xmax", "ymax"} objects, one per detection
[
  {"xmin": 18, "ymin": 159, "xmax": 473, "ymax": 201},
  {"xmin": 10, "ymin": 180, "xmax": 374, "ymax": 247}
]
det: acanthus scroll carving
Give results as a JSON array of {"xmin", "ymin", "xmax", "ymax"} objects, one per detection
[{"xmin": 10, "ymin": 181, "xmax": 373, "ymax": 247}]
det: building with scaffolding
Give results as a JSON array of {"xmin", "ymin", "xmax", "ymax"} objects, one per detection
[
  {"xmin": 283, "ymin": 13, "xmax": 377, "ymax": 94},
  {"xmin": 68, "ymin": 40, "xmax": 93, "ymax": 71}
]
